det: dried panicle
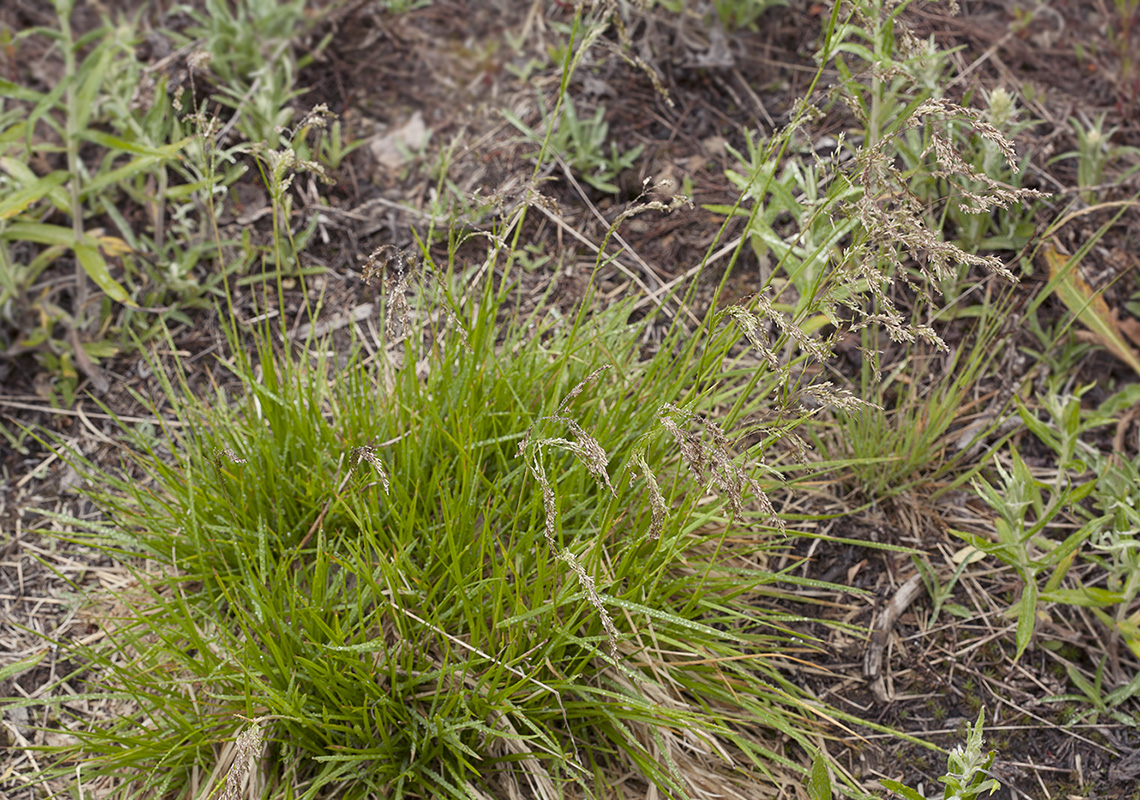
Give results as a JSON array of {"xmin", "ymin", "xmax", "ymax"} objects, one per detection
[
  {"xmin": 849, "ymin": 307, "xmax": 917, "ymax": 346},
  {"xmin": 360, "ymin": 245, "xmax": 418, "ymax": 339},
  {"xmin": 630, "ymin": 449, "xmax": 667, "ymax": 540},
  {"xmin": 911, "ymin": 100, "xmax": 1047, "ymax": 218},
  {"xmin": 352, "ymin": 445, "xmax": 390, "ymax": 495},
  {"xmin": 517, "ymin": 428, "xmax": 613, "ymax": 555},
  {"xmin": 558, "ymin": 547, "xmax": 620, "ymax": 659},
  {"xmin": 725, "ymin": 306, "xmax": 780, "ymax": 370},
  {"xmin": 557, "ymin": 366, "xmax": 613, "ymax": 414},
  {"xmin": 516, "ymin": 371, "xmax": 622, "ymax": 658},
  {"xmin": 518, "ymin": 390, "xmax": 618, "ymax": 580},
  {"xmin": 526, "ymin": 189, "xmax": 561, "ymax": 216},
  {"xmin": 798, "ymin": 382, "xmax": 882, "ymax": 413},
  {"xmin": 849, "ymin": 131, "xmax": 1024, "ymax": 303},
  {"xmin": 787, "ymin": 96, "xmax": 825, "ymax": 132},
  {"xmin": 509, "ymin": 371, "xmax": 615, "ymax": 496},
  {"xmin": 183, "ymin": 106, "xmax": 221, "ymax": 141},
  {"xmin": 912, "ymin": 100, "xmax": 1015, "ymax": 169},
  {"xmin": 738, "ymin": 421, "xmax": 814, "ymax": 465},
  {"xmin": 658, "ymin": 404, "xmax": 784, "ymax": 532},
  {"xmin": 753, "ymin": 294, "xmax": 834, "ymax": 365},
  {"xmin": 220, "ymin": 722, "xmax": 265, "ymax": 800}
]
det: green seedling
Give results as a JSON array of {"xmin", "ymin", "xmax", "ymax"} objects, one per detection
[
  {"xmin": 883, "ymin": 709, "xmax": 1001, "ymax": 800},
  {"xmin": 955, "ymin": 448, "xmax": 1120, "ymax": 662},
  {"xmin": 1043, "ymin": 655, "xmax": 1140, "ymax": 727},
  {"xmin": 506, "ymin": 94, "xmax": 644, "ymax": 194}
]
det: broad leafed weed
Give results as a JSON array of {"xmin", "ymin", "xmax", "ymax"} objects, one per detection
[{"xmin": 0, "ymin": 0, "xmax": 319, "ymax": 405}]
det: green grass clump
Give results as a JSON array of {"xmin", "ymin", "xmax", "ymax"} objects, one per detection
[{"xmin": 29, "ymin": 239, "xmax": 863, "ymax": 798}]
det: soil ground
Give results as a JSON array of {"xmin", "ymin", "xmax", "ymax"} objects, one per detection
[{"xmin": 3, "ymin": 1, "xmax": 1140, "ymax": 798}]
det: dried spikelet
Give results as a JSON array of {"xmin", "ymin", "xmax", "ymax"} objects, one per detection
[
  {"xmin": 657, "ymin": 404, "xmax": 784, "ymax": 532},
  {"xmin": 753, "ymin": 294, "xmax": 834, "ymax": 365},
  {"xmin": 212, "ymin": 446, "xmax": 247, "ymax": 467},
  {"xmin": 558, "ymin": 548, "xmax": 620, "ymax": 659},
  {"xmin": 351, "ymin": 445, "xmax": 390, "ymax": 495},
  {"xmin": 600, "ymin": 1, "xmax": 673, "ymax": 107},
  {"xmin": 510, "ymin": 368, "xmax": 616, "ymax": 496},
  {"xmin": 297, "ymin": 103, "xmax": 335, "ymax": 134},
  {"xmin": 220, "ymin": 721, "xmax": 266, "ymax": 800},
  {"xmin": 360, "ymin": 245, "xmax": 417, "ymax": 339},
  {"xmin": 780, "ymin": 429, "xmax": 812, "ymax": 463},
  {"xmin": 629, "ymin": 448, "xmax": 666, "ymax": 540},
  {"xmin": 262, "ymin": 147, "xmax": 333, "ymax": 198},
  {"xmin": 519, "ymin": 445, "xmax": 560, "ymax": 549},
  {"xmin": 522, "ymin": 427, "xmax": 614, "ymax": 498},
  {"xmin": 187, "ymin": 49, "xmax": 212, "ymax": 74},
  {"xmin": 517, "ymin": 438, "xmax": 621, "ymax": 659},
  {"xmin": 724, "ymin": 306, "xmax": 780, "ymax": 370},
  {"xmin": 798, "ymin": 382, "xmax": 882, "ymax": 413},
  {"xmin": 608, "ymin": 180, "xmax": 693, "ymax": 231},
  {"xmin": 446, "ymin": 309, "xmax": 473, "ymax": 354},
  {"xmin": 558, "ymin": 365, "xmax": 613, "ymax": 413}
]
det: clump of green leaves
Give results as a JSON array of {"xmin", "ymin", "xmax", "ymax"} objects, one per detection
[
  {"xmin": 652, "ymin": 0, "xmax": 788, "ymax": 32},
  {"xmin": 1058, "ymin": 113, "xmax": 1140, "ymax": 204},
  {"xmin": 508, "ymin": 94, "xmax": 644, "ymax": 194},
  {"xmin": 883, "ymin": 709, "xmax": 1001, "ymax": 800},
  {"xmin": 0, "ymin": 0, "xmax": 196, "ymax": 400},
  {"xmin": 27, "ymin": 233, "xmax": 854, "ymax": 798}
]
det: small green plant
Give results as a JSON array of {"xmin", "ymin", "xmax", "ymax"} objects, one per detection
[
  {"xmin": 0, "ymin": 0, "xmax": 352, "ymax": 401},
  {"xmin": 507, "ymin": 94, "xmax": 644, "ymax": 194},
  {"xmin": 652, "ymin": 0, "xmax": 788, "ymax": 31},
  {"xmin": 0, "ymin": 0, "xmax": 189, "ymax": 398},
  {"xmin": 883, "ymin": 709, "xmax": 1001, "ymax": 800},
  {"xmin": 824, "ymin": 305, "xmax": 1013, "ymax": 501},
  {"xmin": 1014, "ymin": 381, "xmax": 1140, "ymax": 663},
  {"xmin": 953, "ymin": 443, "xmax": 1126, "ymax": 662},
  {"xmin": 1107, "ymin": 0, "xmax": 1139, "ymax": 110},
  {"xmin": 1059, "ymin": 113, "xmax": 1140, "ymax": 203},
  {"xmin": 707, "ymin": 131, "xmax": 863, "ymax": 320},
  {"xmin": 1043, "ymin": 655, "xmax": 1140, "ymax": 727},
  {"xmin": 913, "ymin": 550, "xmax": 980, "ymax": 625},
  {"xmin": 172, "ymin": 0, "xmax": 312, "ymax": 145},
  {"xmin": 711, "ymin": 0, "xmax": 788, "ymax": 31}
]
